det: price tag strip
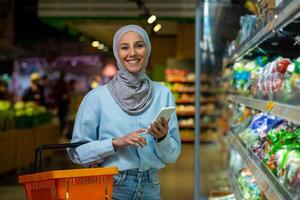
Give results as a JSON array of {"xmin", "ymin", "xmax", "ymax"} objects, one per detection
[{"xmin": 228, "ymin": 95, "xmax": 300, "ymax": 125}]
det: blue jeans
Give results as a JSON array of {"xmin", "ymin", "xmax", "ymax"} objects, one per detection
[{"xmin": 112, "ymin": 169, "xmax": 161, "ymax": 200}]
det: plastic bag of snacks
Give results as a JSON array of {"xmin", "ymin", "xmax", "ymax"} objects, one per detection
[
  {"xmin": 285, "ymin": 158, "xmax": 300, "ymax": 194},
  {"xmin": 275, "ymin": 150, "xmax": 300, "ymax": 194},
  {"xmin": 271, "ymin": 58, "xmax": 291, "ymax": 93}
]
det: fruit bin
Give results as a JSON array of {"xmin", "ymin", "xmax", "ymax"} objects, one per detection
[{"xmin": 19, "ymin": 167, "xmax": 118, "ymax": 200}]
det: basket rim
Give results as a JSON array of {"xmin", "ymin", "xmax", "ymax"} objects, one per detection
[{"xmin": 18, "ymin": 167, "xmax": 118, "ymax": 183}]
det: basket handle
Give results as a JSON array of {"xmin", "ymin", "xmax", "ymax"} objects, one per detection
[{"xmin": 33, "ymin": 141, "xmax": 88, "ymax": 172}]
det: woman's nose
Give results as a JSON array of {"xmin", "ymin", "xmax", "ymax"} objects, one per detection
[{"xmin": 128, "ymin": 47, "xmax": 136, "ymax": 56}]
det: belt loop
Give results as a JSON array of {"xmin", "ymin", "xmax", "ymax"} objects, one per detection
[
  {"xmin": 147, "ymin": 169, "xmax": 151, "ymax": 182},
  {"xmin": 149, "ymin": 169, "xmax": 152, "ymax": 183},
  {"xmin": 121, "ymin": 170, "xmax": 127, "ymax": 182}
]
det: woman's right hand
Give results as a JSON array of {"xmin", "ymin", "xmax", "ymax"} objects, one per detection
[{"xmin": 112, "ymin": 129, "xmax": 147, "ymax": 149}]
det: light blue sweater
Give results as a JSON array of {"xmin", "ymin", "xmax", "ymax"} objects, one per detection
[{"xmin": 68, "ymin": 82, "xmax": 181, "ymax": 171}]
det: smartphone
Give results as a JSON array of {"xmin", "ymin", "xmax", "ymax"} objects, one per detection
[
  {"xmin": 142, "ymin": 107, "xmax": 176, "ymax": 136},
  {"xmin": 151, "ymin": 107, "xmax": 176, "ymax": 124}
]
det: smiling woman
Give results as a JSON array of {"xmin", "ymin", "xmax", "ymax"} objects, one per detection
[
  {"xmin": 68, "ymin": 24, "xmax": 181, "ymax": 200},
  {"xmin": 118, "ymin": 31, "xmax": 147, "ymax": 73}
]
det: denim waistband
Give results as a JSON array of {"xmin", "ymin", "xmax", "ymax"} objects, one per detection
[{"xmin": 119, "ymin": 168, "xmax": 158, "ymax": 177}]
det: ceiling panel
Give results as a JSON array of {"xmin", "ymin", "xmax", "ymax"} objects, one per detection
[
  {"xmin": 38, "ymin": 0, "xmax": 195, "ymax": 18},
  {"xmin": 37, "ymin": 0, "xmax": 247, "ymax": 57}
]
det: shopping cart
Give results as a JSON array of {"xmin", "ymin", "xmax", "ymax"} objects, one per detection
[{"xmin": 18, "ymin": 142, "xmax": 118, "ymax": 200}]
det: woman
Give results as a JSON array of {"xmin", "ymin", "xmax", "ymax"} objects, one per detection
[{"xmin": 68, "ymin": 24, "xmax": 181, "ymax": 200}]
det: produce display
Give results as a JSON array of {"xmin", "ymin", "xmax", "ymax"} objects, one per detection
[
  {"xmin": 0, "ymin": 100, "xmax": 52, "ymax": 131},
  {"xmin": 237, "ymin": 168, "xmax": 264, "ymax": 200},
  {"xmin": 224, "ymin": 2, "xmax": 299, "ymax": 199},
  {"xmin": 170, "ymin": 83, "xmax": 195, "ymax": 93},
  {"xmin": 176, "ymin": 93, "xmax": 195, "ymax": 103},
  {"xmin": 230, "ymin": 105, "xmax": 300, "ymax": 196},
  {"xmin": 179, "ymin": 118, "xmax": 194, "ymax": 127},
  {"xmin": 229, "ymin": 150, "xmax": 267, "ymax": 200},
  {"xmin": 229, "ymin": 56, "xmax": 300, "ymax": 100},
  {"xmin": 0, "ymin": 100, "xmax": 14, "ymax": 131}
]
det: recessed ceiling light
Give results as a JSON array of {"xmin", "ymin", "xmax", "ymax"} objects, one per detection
[
  {"xmin": 97, "ymin": 44, "xmax": 105, "ymax": 50},
  {"xmin": 147, "ymin": 15, "xmax": 157, "ymax": 24},
  {"xmin": 153, "ymin": 24, "xmax": 161, "ymax": 32},
  {"xmin": 92, "ymin": 41, "xmax": 100, "ymax": 47}
]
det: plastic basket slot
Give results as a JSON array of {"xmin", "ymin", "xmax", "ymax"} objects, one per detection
[
  {"xmin": 74, "ymin": 176, "xmax": 105, "ymax": 185},
  {"xmin": 27, "ymin": 180, "xmax": 57, "ymax": 200},
  {"xmin": 30, "ymin": 180, "xmax": 54, "ymax": 190}
]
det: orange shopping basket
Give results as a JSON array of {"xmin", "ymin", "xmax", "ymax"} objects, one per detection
[{"xmin": 18, "ymin": 142, "xmax": 118, "ymax": 200}]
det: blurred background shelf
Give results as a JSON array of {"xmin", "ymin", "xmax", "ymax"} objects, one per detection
[
  {"xmin": 179, "ymin": 123, "xmax": 217, "ymax": 129},
  {"xmin": 180, "ymin": 130, "xmax": 218, "ymax": 143}
]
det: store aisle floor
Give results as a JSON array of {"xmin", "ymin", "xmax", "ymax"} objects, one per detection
[
  {"xmin": 0, "ymin": 142, "xmax": 229, "ymax": 200},
  {"xmin": 160, "ymin": 142, "xmax": 230, "ymax": 200}
]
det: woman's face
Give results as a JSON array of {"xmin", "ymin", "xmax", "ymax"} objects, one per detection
[{"xmin": 118, "ymin": 31, "xmax": 147, "ymax": 73}]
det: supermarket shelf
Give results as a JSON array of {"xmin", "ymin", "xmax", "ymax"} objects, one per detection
[
  {"xmin": 227, "ymin": 132, "xmax": 297, "ymax": 200},
  {"xmin": 167, "ymin": 79, "xmax": 195, "ymax": 84},
  {"xmin": 181, "ymin": 131, "xmax": 218, "ymax": 143},
  {"xmin": 201, "ymin": 99, "xmax": 218, "ymax": 104},
  {"xmin": 177, "ymin": 111, "xmax": 195, "ymax": 117},
  {"xmin": 180, "ymin": 138, "xmax": 195, "ymax": 142},
  {"xmin": 177, "ymin": 111, "xmax": 221, "ymax": 117},
  {"xmin": 179, "ymin": 124, "xmax": 195, "ymax": 129},
  {"xmin": 172, "ymin": 89, "xmax": 221, "ymax": 94},
  {"xmin": 179, "ymin": 124, "xmax": 217, "ymax": 129},
  {"xmin": 176, "ymin": 99, "xmax": 218, "ymax": 104},
  {"xmin": 180, "ymin": 138, "xmax": 216, "ymax": 143},
  {"xmin": 228, "ymin": 0, "xmax": 300, "ymax": 63},
  {"xmin": 202, "ymin": 88, "xmax": 221, "ymax": 94},
  {"xmin": 167, "ymin": 77, "xmax": 213, "ymax": 84},
  {"xmin": 172, "ymin": 88, "xmax": 195, "ymax": 93},
  {"xmin": 228, "ymin": 95, "xmax": 300, "ymax": 125},
  {"xmin": 176, "ymin": 99, "xmax": 195, "ymax": 104},
  {"xmin": 202, "ymin": 124, "xmax": 218, "ymax": 130},
  {"xmin": 227, "ymin": 169, "xmax": 243, "ymax": 200}
]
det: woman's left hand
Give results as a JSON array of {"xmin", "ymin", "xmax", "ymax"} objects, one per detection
[{"xmin": 148, "ymin": 117, "xmax": 169, "ymax": 141}]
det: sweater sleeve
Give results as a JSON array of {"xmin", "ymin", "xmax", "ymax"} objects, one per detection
[
  {"xmin": 154, "ymin": 90, "xmax": 181, "ymax": 163},
  {"xmin": 67, "ymin": 91, "xmax": 116, "ymax": 166}
]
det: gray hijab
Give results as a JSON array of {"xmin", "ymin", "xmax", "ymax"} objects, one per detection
[{"xmin": 107, "ymin": 24, "xmax": 153, "ymax": 115}]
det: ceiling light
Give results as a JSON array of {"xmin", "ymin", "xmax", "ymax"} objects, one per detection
[
  {"xmin": 97, "ymin": 44, "xmax": 105, "ymax": 50},
  {"xmin": 147, "ymin": 15, "xmax": 157, "ymax": 24},
  {"xmin": 153, "ymin": 24, "xmax": 161, "ymax": 32},
  {"xmin": 92, "ymin": 41, "xmax": 100, "ymax": 47}
]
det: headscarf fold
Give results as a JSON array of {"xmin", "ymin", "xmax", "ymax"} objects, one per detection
[{"xmin": 107, "ymin": 25, "xmax": 153, "ymax": 115}]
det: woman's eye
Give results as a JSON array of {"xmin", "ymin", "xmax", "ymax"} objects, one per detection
[
  {"xmin": 137, "ymin": 43, "xmax": 145, "ymax": 48},
  {"xmin": 120, "ymin": 46, "xmax": 128, "ymax": 50}
]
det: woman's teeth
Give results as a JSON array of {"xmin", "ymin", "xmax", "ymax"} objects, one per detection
[{"xmin": 128, "ymin": 60, "xmax": 138, "ymax": 64}]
